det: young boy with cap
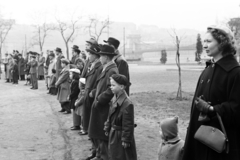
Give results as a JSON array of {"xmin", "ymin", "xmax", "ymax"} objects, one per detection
[
  {"xmin": 48, "ymin": 69, "xmax": 58, "ymax": 95},
  {"xmin": 55, "ymin": 58, "xmax": 71, "ymax": 114},
  {"xmin": 68, "ymin": 68, "xmax": 81, "ymax": 130},
  {"xmin": 87, "ymin": 44, "xmax": 118, "ymax": 160},
  {"xmin": 104, "ymin": 74, "xmax": 137, "ymax": 160}
]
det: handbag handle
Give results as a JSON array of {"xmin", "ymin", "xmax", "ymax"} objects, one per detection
[{"xmin": 216, "ymin": 112, "xmax": 229, "ymax": 153}]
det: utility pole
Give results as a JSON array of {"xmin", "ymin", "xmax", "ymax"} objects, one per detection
[{"xmin": 123, "ymin": 27, "xmax": 125, "ymax": 57}]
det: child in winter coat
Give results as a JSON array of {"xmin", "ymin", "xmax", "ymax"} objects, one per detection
[
  {"xmin": 158, "ymin": 117, "xmax": 184, "ymax": 160},
  {"xmin": 104, "ymin": 74, "xmax": 137, "ymax": 160},
  {"xmin": 68, "ymin": 68, "xmax": 81, "ymax": 130},
  {"xmin": 48, "ymin": 69, "xmax": 57, "ymax": 95}
]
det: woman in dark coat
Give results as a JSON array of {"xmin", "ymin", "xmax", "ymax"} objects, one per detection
[
  {"xmin": 104, "ymin": 74, "xmax": 137, "ymax": 160},
  {"xmin": 81, "ymin": 46, "xmax": 103, "ymax": 135},
  {"xmin": 18, "ymin": 54, "xmax": 25, "ymax": 80},
  {"xmin": 182, "ymin": 25, "xmax": 240, "ymax": 160}
]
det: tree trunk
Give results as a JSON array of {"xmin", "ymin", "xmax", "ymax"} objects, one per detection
[
  {"xmin": 175, "ymin": 36, "xmax": 182, "ymax": 100},
  {"xmin": 65, "ymin": 42, "xmax": 69, "ymax": 59}
]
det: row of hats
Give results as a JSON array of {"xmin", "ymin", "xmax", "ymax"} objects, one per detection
[{"xmin": 86, "ymin": 37, "xmax": 120, "ymax": 56}]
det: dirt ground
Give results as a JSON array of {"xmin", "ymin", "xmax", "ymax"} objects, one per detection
[{"xmin": 0, "ymin": 64, "xmax": 202, "ymax": 160}]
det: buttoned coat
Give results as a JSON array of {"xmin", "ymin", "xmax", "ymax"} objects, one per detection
[
  {"xmin": 69, "ymin": 79, "xmax": 80, "ymax": 110},
  {"xmin": 88, "ymin": 62, "xmax": 118, "ymax": 141},
  {"xmin": 28, "ymin": 60, "xmax": 38, "ymax": 74},
  {"xmin": 183, "ymin": 54, "xmax": 240, "ymax": 160},
  {"xmin": 38, "ymin": 56, "xmax": 45, "ymax": 76},
  {"xmin": 18, "ymin": 57, "xmax": 25, "ymax": 76},
  {"xmin": 56, "ymin": 66, "xmax": 71, "ymax": 103},
  {"xmin": 114, "ymin": 55, "xmax": 130, "ymax": 95},
  {"xmin": 55, "ymin": 55, "xmax": 64, "ymax": 79},
  {"xmin": 82, "ymin": 60, "xmax": 103, "ymax": 131},
  {"xmin": 104, "ymin": 91, "xmax": 137, "ymax": 160},
  {"xmin": 158, "ymin": 137, "xmax": 184, "ymax": 160}
]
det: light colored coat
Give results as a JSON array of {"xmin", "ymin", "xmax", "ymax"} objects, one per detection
[
  {"xmin": 55, "ymin": 65, "xmax": 70, "ymax": 103},
  {"xmin": 47, "ymin": 60, "xmax": 56, "ymax": 85},
  {"xmin": 158, "ymin": 137, "xmax": 184, "ymax": 160}
]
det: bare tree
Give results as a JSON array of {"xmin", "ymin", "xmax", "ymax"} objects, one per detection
[
  {"xmin": 31, "ymin": 23, "xmax": 54, "ymax": 52},
  {"xmin": 86, "ymin": 16, "xmax": 111, "ymax": 42},
  {"xmin": 0, "ymin": 16, "xmax": 14, "ymax": 77},
  {"xmin": 55, "ymin": 13, "xmax": 82, "ymax": 59},
  {"xmin": 168, "ymin": 28, "xmax": 186, "ymax": 100}
]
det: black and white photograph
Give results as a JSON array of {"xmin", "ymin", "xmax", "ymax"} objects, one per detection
[{"xmin": 1, "ymin": 0, "xmax": 240, "ymax": 160}]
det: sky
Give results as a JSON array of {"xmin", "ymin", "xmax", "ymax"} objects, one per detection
[{"xmin": 1, "ymin": 0, "xmax": 240, "ymax": 31}]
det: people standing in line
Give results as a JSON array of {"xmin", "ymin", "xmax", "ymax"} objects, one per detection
[
  {"xmin": 104, "ymin": 74, "xmax": 137, "ymax": 160},
  {"xmin": 38, "ymin": 52, "xmax": 45, "ymax": 80},
  {"xmin": 87, "ymin": 44, "xmax": 118, "ymax": 160},
  {"xmin": 17, "ymin": 54, "xmax": 25, "ymax": 80},
  {"xmin": 104, "ymin": 37, "xmax": 130, "ymax": 95},
  {"xmin": 46, "ymin": 52, "xmax": 56, "ymax": 90},
  {"xmin": 183, "ymin": 25, "xmax": 240, "ymax": 160},
  {"xmin": 81, "ymin": 45, "xmax": 102, "ymax": 138},
  {"xmin": 68, "ymin": 68, "xmax": 81, "ymax": 130},
  {"xmin": 28, "ymin": 55, "xmax": 38, "ymax": 90},
  {"xmin": 55, "ymin": 47, "xmax": 64, "ymax": 80},
  {"xmin": 47, "ymin": 69, "xmax": 58, "ymax": 95},
  {"xmin": 55, "ymin": 58, "xmax": 71, "ymax": 114},
  {"xmin": 11, "ymin": 58, "xmax": 19, "ymax": 85}
]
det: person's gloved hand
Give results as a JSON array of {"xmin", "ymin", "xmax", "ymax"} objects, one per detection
[{"xmin": 195, "ymin": 96, "xmax": 211, "ymax": 114}]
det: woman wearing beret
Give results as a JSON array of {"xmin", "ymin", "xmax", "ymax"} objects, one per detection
[
  {"xmin": 104, "ymin": 74, "xmax": 137, "ymax": 160},
  {"xmin": 183, "ymin": 25, "xmax": 240, "ymax": 160}
]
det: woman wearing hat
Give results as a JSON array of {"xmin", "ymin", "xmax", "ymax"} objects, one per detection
[
  {"xmin": 88, "ymin": 44, "xmax": 118, "ymax": 160},
  {"xmin": 104, "ymin": 74, "xmax": 137, "ymax": 160},
  {"xmin": 183, "ymin": 25, "xmax": 240, "ymax": 160},
  {"xmin": 55, "ymin": 58, "xmax": 71, "ymax": 114}
]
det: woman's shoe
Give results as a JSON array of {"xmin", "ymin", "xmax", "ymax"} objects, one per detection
[
  {"xmin": 70, "ymin": 126, "xmax": 81, "ymax": 130},
  {"xmin": 78, "ymin": 130, "xmax": 88, "ymax": 135}
]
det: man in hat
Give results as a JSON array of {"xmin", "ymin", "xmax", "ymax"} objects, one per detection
[
  {"xmin": 28, "ymin": 55, "xmax": 38, "ymax": 90},
  {"xmin": 82, "ymin": 45, "xmax": 103, "ymax": 160},
  {"xmin": 104, "ymin": 37, "xmax": 130, "ymax": 95},
  {"xmin": 18, "ymin": 54, "xmax": 25, "ymax": 80},
  {"xmin": 88, "ymin": 44, "xmax": 118, "ymax": 160},
  {"xmin": 71, "ymin": 45, "xmax": 80, "ymax": 64},
  {"xmin": 55, "ymin": 58, "xmax": 71, "ymax": 114},
  {"xmin": 55, "ymin": 47, "xmax": 65, "ymax": 80}
]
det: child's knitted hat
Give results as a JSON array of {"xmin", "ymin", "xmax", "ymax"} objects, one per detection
[{"xmin": 160, "ymin": 116, "xmax": 179, "ymax": 140}]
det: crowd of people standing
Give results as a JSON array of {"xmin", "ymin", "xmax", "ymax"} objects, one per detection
[{"xmin": 1, "ymin": 37, "xmax": 136, "ymax": 160}]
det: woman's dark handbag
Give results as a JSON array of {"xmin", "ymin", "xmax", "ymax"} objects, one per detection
[{"xmin": 194, "ymin": 113, "xmax": 229, "ymax": 153}]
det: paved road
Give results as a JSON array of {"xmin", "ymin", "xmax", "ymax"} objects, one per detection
[{"xmin": 0, "ymin": 80, "xmax": 90, "ymax": 160}]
